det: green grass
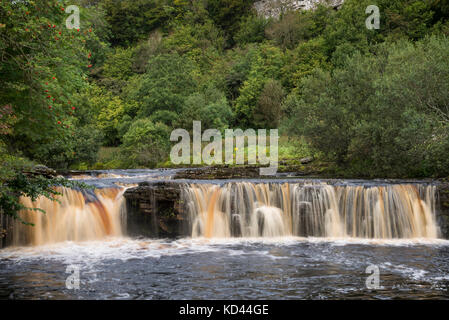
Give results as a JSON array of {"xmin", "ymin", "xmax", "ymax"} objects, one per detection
[
  {"xmin": 277, "ymin": 136, "xmax": 313, "ymax": 162},
  {"xmin": 164, "ymin": 135, "xmax": 315, "ymax": 167},
  {"xmin": 72, "ymin": 136, "xmax": 318, "ymax": 170}
]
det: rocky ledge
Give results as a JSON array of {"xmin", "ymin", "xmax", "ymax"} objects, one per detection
[
  {"xmin": 173, "ymin": 160, "xmax": 321, "ymax": 180},
  {"xmin": 436, "ymin": 181, "xmax": 449, "ymax": 238},
  {"xmin": 124, "ymin": 181, "xmax": 186, "ymax": 238},
  {"xmin": 23, "ymin": 165, "xmax": 57, "ymax": 178}
]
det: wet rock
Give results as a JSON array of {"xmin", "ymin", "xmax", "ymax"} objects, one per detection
[
  {"xmin": 300, "ymin": 157, "xmax": 314, "ymax": 165},
  {"xmin": 124, "ymin": 182, "xmax": 185, "ymax": 238},
  {"xmin": 56, "ymin": 170, "xmax": 98, "ymax": 177},
  {"xmin": 0, "ymin": 210, "xmax": 13, "ymax": 248},
  {"xmin": 173, "ymin": 166, "xmax": 261, "ymax": 180},
  {"xmin": 436, "ymin": 182, "xmax": 449, "ymax": 239},
  {"xmin": 24, "ymin": 165, "xmax": 57, "ymax": 178}
]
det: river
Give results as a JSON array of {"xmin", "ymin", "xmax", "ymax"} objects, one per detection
[{"xmin": 0, "ymin": 169, "xmax": 448, "ymax": 299}]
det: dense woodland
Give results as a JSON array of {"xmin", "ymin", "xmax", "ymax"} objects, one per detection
[{"xmin": 1, "ymin": 0, "xmax": 449, "ymax": 217}]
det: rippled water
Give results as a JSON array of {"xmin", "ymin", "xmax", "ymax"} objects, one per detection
[{"xmin": 1, "ymin": 237, "xmax": 449, "ymax": 299}]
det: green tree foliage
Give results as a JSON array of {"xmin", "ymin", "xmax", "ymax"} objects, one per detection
[
  {"xmin": 84, "ymin": 84, "xmax": 136, "ymax": 146},
  {"xmin": 234, "ymin": 44, "xmax": 286, "ymax": 127},
  {"xmin": 0, "ymin": 108, "xmax": 90, "ymax": 221},
  {"xmin": 0, "ymin": 0, "xmax": 104, "ymax": 168},
  {"xmin": 130, "ymin": 53, "xmax": 197, "ymax": 117},
  {"xmin": 266, "ymin": 11, "xmax": 314, "ymax": 49},
  {"xmin": 161, "ymin": 17, "xmax": 225, "ymax": 71},
  {"xmin": 121, "ymin": 119, "xmax": 171, "ymax": 167},
  {"xmin": 253, "ymin": 79, "xmax": 285, "ymax": 129},
  {"xmin": 282, "ymin": 37, "xmax": 329, "ymax": 91},
  {"xmin": 321, "ymin": 0, "xmax": 438, "ymax": 66},
  {"xmin": 431, "ymin": 0, "xmax": 449, "ymax": 22},
  {"xmin": 223, "ymin": 46, "xmax": 259, "ymax": 102},
  {"xmin": 205, "ymin": 0, "xmax": 256, "ymax": 46},
  {"xmin": 102, "ymin": 47, "xmax": 134, "ymax": 80},
  {"xmin": 287, "ymin": 36, "xmax": 449, "ymax": 177},
  {"xmin": 2, "ymin": 0, "xmax": 449, "ymax": 178},
  {"xmin": 177, "ymin": 86, "xmax": 234, "ymax": 132},
  {"xmin": 101, "ymin": 0, "xmax": 181, "ymax": 46},
  {"xmin": 132, "ymin": 31, "xmax": 163, "ymax": 74},
  {"xmin": 234, "ymin": 14, "xmax": 269, "ymax": 46}
]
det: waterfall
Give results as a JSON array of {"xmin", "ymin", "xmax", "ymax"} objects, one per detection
[
  {"xmin": 8, "ymin": 181, "xmax": 441, "ymax": 245},
  {"xmin": 13, "ymin": 187, "xmax": 126, "ymax": 246},
  {"xmin": 181, "ymin": 182, "xmax": 439, "ymax": 239}
]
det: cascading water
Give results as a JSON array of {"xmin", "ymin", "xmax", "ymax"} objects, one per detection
[
  {"xmin": 182, "ymin": 182, "xmax": 439, "ymax": 239},
  {"xmin": 2, "ymin": 176, "xmax": 449, "ymax": 300},
  {"xmin": 9, "ymin": 180, "xmax": 441, "ymax": 245},
  {"xmin": 13, "ymin": 187, "xmax": 126, "ymax": 246}
]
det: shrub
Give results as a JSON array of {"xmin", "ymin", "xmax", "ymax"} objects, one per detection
[
  {"xmin": 286, "ymin": 36, "xmax": 449, "ymax": 177},
  {"xmin": 121, "ymin": 119, "xmax": 171, "ymax": 167}
]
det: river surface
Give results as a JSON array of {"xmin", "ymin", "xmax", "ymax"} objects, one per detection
[
  {"xmin": 1, "ymin": 237, "xmax": 449, "ymax": 299},
  {"xmin": 1, "ymin": 169, "xmax": 449, "ymax": 300}
]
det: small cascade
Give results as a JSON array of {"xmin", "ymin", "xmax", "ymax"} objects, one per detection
[
  {"xmin": 13, "ymin": 187, "xmax": 126, "ymax": 246},
  {"xmin": 181, "ymin": 182, "xmax": 439, "ymax": 239}
]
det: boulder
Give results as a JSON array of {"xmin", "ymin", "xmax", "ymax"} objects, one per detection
[
  {"xmin": 300, "ymin": 157, "xmax": 314, "ymax": 165},
  {"xmin": 23, "ymin": 165, "xmax": 57, "ymax": 178},
  {"xmin": 124, "ymin": 182, "xmax": 186, "ymax": 238}
]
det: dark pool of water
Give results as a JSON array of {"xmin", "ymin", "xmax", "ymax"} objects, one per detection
[{"xmin": 0, "ymin": 237, "xmax": 448, "ymax": 300}]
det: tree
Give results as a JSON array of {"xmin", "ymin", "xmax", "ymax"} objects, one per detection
[
  {"xmin": 281, "ymin": 37, "xmax": 329, "ymax": 91},
  {"xmin": 287, "ymin": 36, "xmax": 449, "ymax": 177},
  {"xmin": 266, "ymin": 11, "xmax": 314, "ymax": 49},
  {"xmin": 102, "ymin": 47, "xmax": 134, "ymax": 80},
  {"xmin": 253, "ymin": 79, "xmax": 285, "ymax": 128},
  {"xmin": 233, "ymin": 44, "xmax": 286, "ymax": 127},
  {"xmin": 0, "ymin": 0, "xmax": 98, "ymax": 168},
  {"xmin": 206, "ymin": 0, "xmax": 257, "ymax": 46},
  {"xmin": 101, "ymin": 0, "xmax": 180, "ymax": 46},
  {"xmin": 234, "ymin": 14, "xmax": 269, "ymax": 46},
  {"xmin": 121, "ymin": 119, "xmax": 171, "ymax": 168},
  {"xmin": 177, "ymin": 86, "xmax": 234, "ymax": 132},
  {"xmin": 84, "ymin": 85, "xmax": 136, "ymax": 146},
  {"xmin": 130, "ymin": 53, "xmax": 198, "ymax": 117}
]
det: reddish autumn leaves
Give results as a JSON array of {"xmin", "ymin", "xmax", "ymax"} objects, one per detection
[
  {"xmin": 43, "ymin": 76, "xmax": 77, "ymax": 129},
  {"xmin": 5, "ymin": 1, "xmax": 96, "ymax": 140}
]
